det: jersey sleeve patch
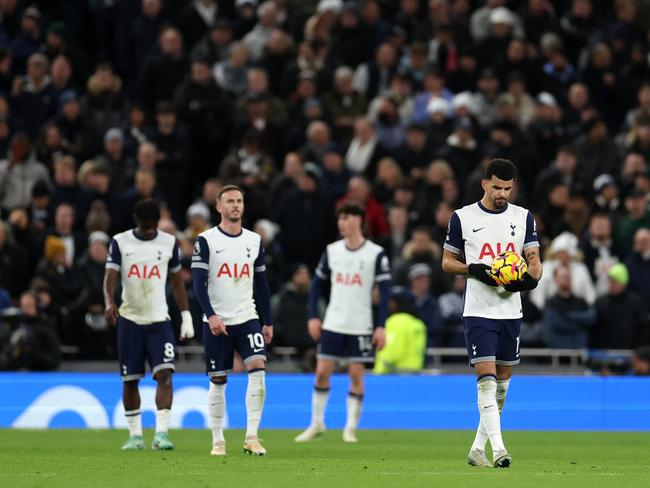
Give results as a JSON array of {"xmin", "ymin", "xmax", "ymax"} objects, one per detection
[
  {"xmin": 169, "ymin": 240, "xmax": 182, "ymax": 273},
  {"xmin": 105, "ymin": 238, "xmax": 121, "ymax": 270},
  {"xmin": 191, "ymin": 236, "xmax": 210, "ymax": 270},
  {"xmin": 315, "ymin": 249, "xmax": 330, "ymax": 280},
  {"xmin": 254, "ymin": 240, "xmax": 267, "ymax": 273},
  {"xmin": 523, "ymin": 211, "xmax": 540, "ymax": 250},
  {"xmin": 443, "ymin": 211, "xmax": 463, "ymax": 254},
  {"xmin": 374, "ymin": 251, "xmax": 391, "ymax": 282}
]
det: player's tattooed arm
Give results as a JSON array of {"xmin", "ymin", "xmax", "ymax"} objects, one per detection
[
  {"xmin": 524, "ymin": 246, "xmax": 542, "ymax": 280},
  {"xmin": 442, "ymin": 249, "xmax": 469, "ymax": 275}
]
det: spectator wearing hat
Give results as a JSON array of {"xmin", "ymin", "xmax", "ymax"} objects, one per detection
[
  {"xmin": 543, "ymin": 264, "xmax": 596, "ymax": 349},
  {"xmin": 473, "ymin": 68, "xmax": 501, "ymax": 128},
  {"xmin": 528, "ymin": 92, "xmax": 560, "ymax": 168},
  {"xmin": 422, "ymin": 98, "xmax": 453, "ymax": 156},
  {"xmin": 192, "ymin": 18, "xmax": 234, "ymax": 67},
  {"xmin": 446, "ymin": 47, "xmax": 479, "ymax": 94},
  {"xmin": 626, "ymin": 228, "xmax": 650, "ymax": 305},
  {"xmin": 616, "ymin": 188, "xmax": 650, "ymax": 256},
  {"xmin": 408, "ymin": 263, "xmax": 443, "ymax": 348},
  {"xmin": 11, "ymin": 53, "xmax": 57, "ymax": 138},
  {"xmin": 477, "ymin": 7, "xmax": 517, "ymax": 71},
  {"xmin": 321, "ymin": 65, "xmax": 368, "ymax": 145},
  {"xmin": 592, "ymin": 173, "xmax": 622, "ymax": 219},
  {"xmin": 437, "ymin": 116, "xmax": 479, "ymax": 184},
  {"xmin": 321, "ymin": 143, "xmax": 352, "ymax": 201},
  {"xmin": 373, "ymin": 288, "xmax": 426, "ymax": 374},
  {"xmin": 184, "ymin": 202, "xmax": 211, "ymax": 241},
  {"xmin": 9, "ymin": 7, "xmax": 44, "ymax": 74},
  {"xmin": 592, "ymin": 263, "xmax": 648, "ymax": 349},
  {"xmin": 73, "ymin": 231, "xmax": 115, "ymax": 358},
  {"xmin": 0, "ymin": 132, "xmax": 50, "ymax": 214},
  {"xmin": 373, "ymin": 92, "xmax": 407, "ymax": 152},
  {"xmin": 178, "ymin": 0, "xmax": 217, "ymax": 51},
  {"xmin": 95, "ymin": 127, "xmax": 135, "ymax": 194},
  {"xmin": 138, "ymin": 26, "xmax": 189, "ymax": 113},
  {"xmin": 470, "ymin": 2, "xmax": 524, "ymax": 43},
  {"xmin": 272, "ymin": 162, "xmax": 336, "ymax": 269},
  {"xmin": 55, "ymin": 90, "xmax": 92, "ymax": 160},
  {"xmin": 243, "ymin": 1, "xmax": 279, "ymax": 61}
]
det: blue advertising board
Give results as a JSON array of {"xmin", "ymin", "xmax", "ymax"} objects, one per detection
[{"xmin": 1, "ymin": 373, "xmax": 649, "ymax": 431}]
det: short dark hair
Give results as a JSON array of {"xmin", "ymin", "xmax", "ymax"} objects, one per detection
[
  {"xmin": 133, "ymin": 198, "xmax": 160, "ymax": 223},
  {"xmin": 218, "ymin": 184, "xmax": 244, "ymax": 200},
  {"xmin": 336, "ymin": 202, "xmax": 365, "ymax": 224},
  {"xmin": 485, "ymin": 158, "xmax": 516, "ymax": 181}
]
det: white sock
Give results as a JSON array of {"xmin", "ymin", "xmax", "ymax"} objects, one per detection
[
  {"xmin": 125, "ymin": 409, "xmax": 142, "ymax": 437},
  {"xmin": 312, "ymin": 387, "xmax": 330, "ymax": 426},
  {"xmin": 496, "ymin": 379, "xmax": 510, "ymax": 413},
  {"xmin": 245, "ymin": 370, "xmax": 266, "ymax": 438},
  {"xmin": 471, "ymin": 378, "xmax": 510, "ymax": 451},
  {"xmin": 208, "ymin": 381, "xmax": 227, "ymax": 444},
  {"xmin": 344, "ymin": 393, "xmax": 363, "ymax": 431},
  {"xmin": 477, "ymin": 375, "xmax": 505, "ymax": 452},
  {"xmin": 155, "ymin": 408, "xmax": 171, "ymax": 433}
]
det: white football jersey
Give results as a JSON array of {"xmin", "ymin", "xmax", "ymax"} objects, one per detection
[
  {"xmin": 444, "ymin": 201, "xmax": 539, "ymax": 319},
  {"xmin": 106, "ymin": 230, "xmax": 180, "ymax": 324},
  {"xmin": 317, "ymin": 239, "xmax": 390, "ymax": 335},
  {"xmin": 191, "ymin": 226, "xmax": 264, "ymax": 325}
]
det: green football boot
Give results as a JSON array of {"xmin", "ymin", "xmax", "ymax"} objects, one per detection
[
  {"xmin": 152, "ymin": 432, "xmax": 174, "ymax": 451},
  {"xmin": 121, "ymin": 435, "xmax": 145, "ymax": 450}
]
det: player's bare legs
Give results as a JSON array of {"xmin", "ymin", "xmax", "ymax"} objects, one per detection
[
  {"xmin": 242, "ymin": 358, "xmax": 267, "ymax": 455},
  {"xmin": 209, "ymin": 375, "xmax": 228, "ymax": 456},
  {"xmin": 468, "ymin": 362, "xmax": 511, "ymax": 468},
  {"xmin": 151, "ymin": 369, "xmax": 174, "ymax": 450},
  {"xmin": 122, "ymin": 380, "xmax": 144, "ymax": 450},
  {"xmin": 344, "ymin": 362, "xmax": 365, "ymax": 443},
  {"xmin": 295, "ymin": 358, "xmax": 335, "ymax": 442}
]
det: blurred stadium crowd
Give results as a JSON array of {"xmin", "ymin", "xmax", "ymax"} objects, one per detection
[{"xmin": 0, "ymin": 0, "xmax": 649, "ymax": 371}]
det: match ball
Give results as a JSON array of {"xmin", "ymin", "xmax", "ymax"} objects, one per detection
[{"xmin": 490, "ymin": 251, "xmax": 527, "ymax": 285}]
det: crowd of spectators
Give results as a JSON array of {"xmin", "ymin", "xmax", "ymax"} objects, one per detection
[{"xmin": 0, "ymin": 0, "xmax": 650, "ymax": 369}]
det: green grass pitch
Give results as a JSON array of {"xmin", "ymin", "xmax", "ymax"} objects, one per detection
[{"xmin": 2, "ymin": 429, "xmax": 649, "ymax": 488}]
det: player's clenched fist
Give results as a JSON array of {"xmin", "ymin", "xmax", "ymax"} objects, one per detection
[
  {"xmin": 308, "ymin": 318, "xmax": 322, "ymax": 342},
  {"xmin": 208, "ymin": 315, "xmax": 228, "ymax": 336}
]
